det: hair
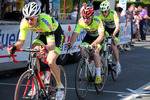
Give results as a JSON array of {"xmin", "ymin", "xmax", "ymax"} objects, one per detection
[
  {"xmin": 130, "ymin": 4, "xmax": 135, "ymax": 7},
  {"xmin": 126, "ymin": 10, "xmax": 131, "ymax": 15}
]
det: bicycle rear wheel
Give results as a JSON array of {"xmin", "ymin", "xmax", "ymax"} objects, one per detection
[
  {"xmin": 75, "ymin": 59, "xmax": 89, "ymax": 99},
  {"xmin": 14, "ymin": 70, "xmax": 39, "ymax": 100},
  {"xmin": 47, "ymin": 65, "xmax": 67, "ymax": 100},
  {"xmin": 95, "ymin": 55, "xmax": 108, "ymax": 94}
]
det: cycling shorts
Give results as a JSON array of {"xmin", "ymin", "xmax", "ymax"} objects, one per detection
[
  {"xmin": 105, "ymin": 26, "xmax": 120, "ymax": 41},
  {"xmin": 33, "ymin": 24, "xmax": 64, "ymax": 54},
  {"xmin": 81, "ymin": 33, "xmax": 105, "ymax": 50}
]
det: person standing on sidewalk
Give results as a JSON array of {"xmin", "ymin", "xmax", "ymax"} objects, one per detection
[{"xmin": 138, "ymin": 6, "xmax": 148, "ymax": 42}]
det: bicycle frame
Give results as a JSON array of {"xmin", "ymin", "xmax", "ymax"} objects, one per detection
[{"xmin": 10, "ymin": 48, "xmax": 49, "ymax": 98}]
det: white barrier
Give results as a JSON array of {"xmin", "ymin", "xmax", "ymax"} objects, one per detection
[{"xmin": 0, "ymin": 22, "xmax": 131, "ymax": 63}]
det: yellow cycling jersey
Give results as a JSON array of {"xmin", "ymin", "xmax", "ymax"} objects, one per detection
[
  {"xmin": 99, "ymin": 10, "xmax": 119, "ymax": 28},
  {"xmin": 19, "ymin": 13, "xmax": 59, "ymax": 40},
  {"xmin": 74, "ymin": 16, "xmax": 104, "ymax": 37}
]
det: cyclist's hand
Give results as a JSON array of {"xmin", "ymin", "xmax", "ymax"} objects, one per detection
[
  {"xmin": 7, "ymin": 45, "xmax": 17, "ymax": 55},
  {"xmin": 91, "ymin": 44, "xmax": 98, "ymax": 50},
  {"xmin": 66, "ymin": 43, "xmax": 72, "ymax": 50},
  {"xmin": 112, "ymin": 34, "xmax": 116, "ymax": 39},
  {"xmin": 40, "ymin": 46, "xmax": 48, "ymax": 55}
]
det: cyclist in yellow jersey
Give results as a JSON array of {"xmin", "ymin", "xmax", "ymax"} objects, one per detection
[
  {"xmin": 67, "ymin": 7, "xmax": 105, "ymax": 84},
  {"xmin": 7, "ymin": 2, "xmax": 64, "ymax": 99},
  {"xmin": 99, "ymin": 1, "xmax": 121, "ymax": 75}
]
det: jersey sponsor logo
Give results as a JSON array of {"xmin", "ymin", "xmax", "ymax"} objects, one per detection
[
  {"xmin": 31, "ymin": 29, "xmax": 43, "ymax": 32},
  {"xmin": 84, "ymin": 28, "xmax": 96, "ymax": 31},
  {"xmin": 41, "ymin": 18, "xmax": 52, "ymax": 31},
  {"xmin": 104, "ymin": 19, "xmax": 112, "ymax": 22}
]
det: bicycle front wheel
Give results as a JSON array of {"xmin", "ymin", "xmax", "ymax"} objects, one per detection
[
  {"xmin": 75, "ymin": 59, "xmax": 89, "ymax": 99},
  {"xmin": 14, "ymin": 70, "xmax": 39, "ymax": 100}
]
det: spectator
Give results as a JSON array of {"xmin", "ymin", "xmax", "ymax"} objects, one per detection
[
  {"xmin": 70, "ymin": 6, "xmax": 78, "ymax": 21},
  {"xmin": 1, "ymin": 0, "xmax": 16, "ymax": 18},
  {"xmin": 126, "ymin": 10, "xmax": 131, "ymax": 22},
  {"xmin": 129, "ymin": 4, "xmax": 135, "ymax": 43},
  {"xmin": 40, "ymin": 0, "xmax": 50, "ymax": 14},
  {"xmin": 87, "ymin": 0, "xmax": 94, "ymax": 7},
  {"xmin": 0, "ymin": 41, "xmax": 3, "ymax": 50},
  {"xmin": 138, "ymin": 6, "xmax": 148, "ymax": 42},
  {"xmin": 115, "ymin": 6, "xmax": 125, "ymax": 23},
  {"xmin": 51, "ymin": 0, "xmax": 60, "ymax": 20},
  {"xmin": 80, "ymin": 2, "xmax": 87, "ymax": 17},
  {"xmin": 132, "ymin": 9, "xmax": 142, "ymax": 42}
]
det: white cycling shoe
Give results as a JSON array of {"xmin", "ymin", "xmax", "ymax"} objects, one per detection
[
  {"xmin": 28, "ymin": 85, "xmax": 36, "ymax": 97},
  {"xmin": 115, "ymin": 64, "xmax": 121, "ymax": 75},
  {"xmin": 56, "ymin": 88, "xmax": 65, "ymax": 100}
]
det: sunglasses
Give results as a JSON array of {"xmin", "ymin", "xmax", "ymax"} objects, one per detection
[
  {"xmin": 25, "ymin": 16, "xmax": 38, "ymax": 21},
  {"xmin": 101, "ymin": 11, "xmax": 107, "ymax": 14},
  {"xmin": 83, "ymin": 16, "xmax": 92, "ymax": 19}
]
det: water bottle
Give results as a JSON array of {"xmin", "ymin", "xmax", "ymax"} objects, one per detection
[
  {"xmin": 91, "ymin": 60, "xmax": 95, "ymax": 77},
  {"xmin": 108, "ymin": 54, "xmax": 112, "ymax": 63},
  {"xmin": 39, "ymin": 72, "xmax": 45, "ymax": 81},
  {"xmin": 44, "ymin": 69, "xmax": 51, "ymax": 84}
]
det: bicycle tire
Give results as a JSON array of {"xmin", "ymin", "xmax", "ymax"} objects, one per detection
[
  {"xmin": 110, "ymin": 53, "xmax": 118, "ymax": 81},
  {"xmin": 94, "ymin": 54, "xmax": 107, "ymax": 94},
  {"xmin": 75, "ymin": 59, "xmax": 89, "ymax": 99},
  {"xmin": 111, "ymin": 65, "xmax": 118, "ymax": 81},
  {"xmin": 47, "ymin": 65, "xmax": 67, "ymax": 100},
  {"xmin": 14, "ymin": 70, "xmax": 39, "ymax": 100}
]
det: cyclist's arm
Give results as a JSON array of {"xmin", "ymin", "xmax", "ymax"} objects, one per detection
[
  {"xmin": 70, "ymin": 23, "xmax": 82, "ymax": 46},
  {"xmin": 70, "ymin": 32, "xmax": 79, "ymax": 46},
  {"xmin": 113, "ymin": 11, "xmax": 120, "ymax": 36},
  {"xmin": 14, "ymin": 39, "xmax": 25, "ymax": 49}
]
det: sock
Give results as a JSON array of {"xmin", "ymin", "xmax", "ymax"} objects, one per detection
[
  {"xmin": 96, "ymin": 68, "xmax": 101, "ymax": 77},
  {"xmin": 116, "ymin": 62, "xmax": 120, "ymax": 66},
  {"xmin": 57, "ymin": 82, "xmax": 64, "ymax": 89}
]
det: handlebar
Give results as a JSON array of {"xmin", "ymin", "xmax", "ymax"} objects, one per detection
[
  {"xmin": 8, "ymin": 46, "xmax": 48, "ymax": 64},
  {"xmin": 70, "ymin": 44, "xmax": 98, "ymax": 56}
]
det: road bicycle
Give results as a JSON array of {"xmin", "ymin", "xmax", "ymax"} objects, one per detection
[
  {"xmin": 8, "ymin": 46, "xmax": 67, "ymax": 100},
  {"xmin": 101, "ymin": 36, "xmax": 118, "ymax": 81},
  {"xmin": 73, "ymin": 45, "xmax": 107, "ymax": 99}
]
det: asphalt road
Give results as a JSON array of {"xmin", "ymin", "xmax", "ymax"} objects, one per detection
[{"xmin": 0, "ymin": 36, "xmax": 150, "ymax": 100}]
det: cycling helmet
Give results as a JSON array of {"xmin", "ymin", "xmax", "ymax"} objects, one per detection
[
  {"xmin": 81, "ymin": 7, "xmax": 95, "ymax": 18},
  {"xmin": 23, "ymin": 2, "xmax": 41, "ymax": 18},
  {"xmin": 100, "ymin": 1, "xmax": 110, "ymax": 11}
]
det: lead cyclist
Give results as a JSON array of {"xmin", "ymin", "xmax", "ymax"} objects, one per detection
[
  {"xmin": 7, "ymin": 2, "xmax": 64, "ymax": 100},
  {"xmin": 99, "ymin": 1, "xmax": 121, "ymax": 75}
]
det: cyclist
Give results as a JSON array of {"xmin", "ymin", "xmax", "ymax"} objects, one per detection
[
  {"xmin": 67, "ymin": 7, "xmax": 105, "ymax": 84},
  {"xmin": 7, "ymin": 2, "xmax": 64, "ymax": 99},
  {"xmin": 99, "ymin": 1, "xmax": 121, "ymax": 75}
]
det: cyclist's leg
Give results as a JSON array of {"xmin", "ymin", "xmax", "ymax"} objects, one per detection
[
  {"xmin": 111, "ymin": 29, "xmax": 120, "ymax": 63},
  {"xmin": 111, "ymin": 29, "xmax": 121, "ymax": 74},
  {"xmin": 32, "ymin": 39, "xmax": 45, "ymax": 72}
]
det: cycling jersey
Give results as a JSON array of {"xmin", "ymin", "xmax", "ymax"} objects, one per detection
[
  {"xmin": 19, "ymin": 13, "xmax": 64, "ymax": 54},
  {"xmin": 74, "ymin": 16, "xmax": 105, "ymax": 50},
  {"xmin": 74, "ymin": 16, "xmax": 104, "ymax": 37},
  {"xmin": 99, "ymin": 10, "xmax": 119, "ymax": 28}
]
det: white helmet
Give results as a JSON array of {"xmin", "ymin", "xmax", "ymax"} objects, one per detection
[
  {"xmin": 23, "ymin": 2, "xmax": 41, "ymax": 18},
  {"xmin": 100, "ymin": 1, "xmax": 110, "ymax": 11}
]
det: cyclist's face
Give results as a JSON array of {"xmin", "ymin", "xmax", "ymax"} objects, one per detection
[
  {"xmin": 26, "ymin": 16, "xmax": 38, "ymax": 28},
  {"xmin": 102, "ymin": 10, "xmax": 109, "ymax": 17},
  {"xmin": 83, "ymin": 16, "xmax": 93, "ymax": 25}
]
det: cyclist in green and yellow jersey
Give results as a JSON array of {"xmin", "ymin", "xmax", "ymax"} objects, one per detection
[
  {"xmin": 7, "ymin": 2, "xmax": 64, "ymax": 99},
  {"xmin": 68, "ymin": 7, "xmax": 105, "ymax": 84},
  {"xmin": 99, "ymin": 1, "xmax": 121, "ymax": 75}
]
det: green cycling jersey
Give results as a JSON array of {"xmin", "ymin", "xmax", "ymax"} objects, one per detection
[
  {"xmin": 74, "ymin": 16, "xmax": 104, "ymax": 37},
  {"xmin": 99, "ymin": 10, "xmax": 119, "ymax": 28},
  {"xmin": 19, "ymin": 13, "xmax": 59, "ymax": 42}
]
